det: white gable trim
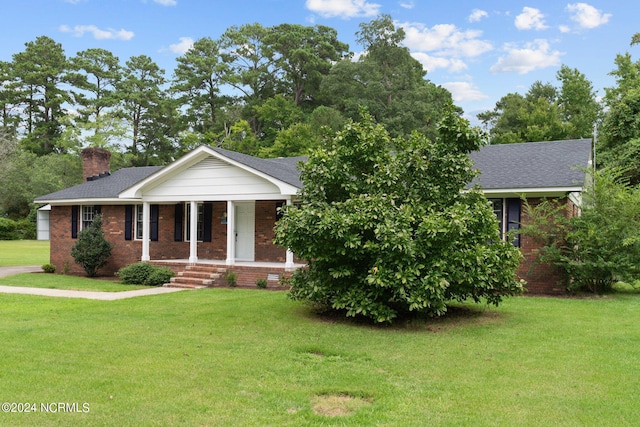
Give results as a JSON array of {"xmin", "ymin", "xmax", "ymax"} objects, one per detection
[{"xmin": 119, "ymin": 145, "xmax": 299, "ymax": 200}]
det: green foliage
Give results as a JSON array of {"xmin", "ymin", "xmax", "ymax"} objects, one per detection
[
  {"xmin": 478, "ymin": 66, "xmax": 600, "ymax": 144},
  {"xmin": 41, "ymin": 263, "xmax": 56, "ymax": 274},
  {"xmin": 275, "ymin": 109, "xmax": 523, "ymax": 323},
  {"xmin": 0, "ymin": 217, "xmax": 18, "ymax": 240},
  {"xmin": 224, "ymin": 271, "xmax": 238, "ymax": 287},
  {"xmin": 520, "ymin": 170, "xmax": 640, "ymax": 293},
  {"xmin": 256, "ymin": 278, "xmax": 268, "ymax": 288},
  {"xmin": 116, "ymin": 262, "xmax": 175, "ymax": 286},
  {"xmin": 319, "ymin": 15, "xmax": 454, "ymax": 140},
  {"xmin": 70, "ymin": 215, "xmax": 113, "ymax": 277},
  {"xmin": 0, "ymin": 150, "xmax": 81, "ymax": 218}
]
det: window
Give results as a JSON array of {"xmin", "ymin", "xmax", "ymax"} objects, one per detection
[
  {"xmin": 81, "ymin": 205, "xmax": 96, "ymax": 230},
  {"xmin": 135, "ymin": 204, "xmax": 144, "ymax": 240},
  {"xmin": 185, "ymin": 203, "xmax": 204, "ymax": 242},
  {"xmin": 489, "ymin": 198, "xmax": 520, "ymax": 247}
]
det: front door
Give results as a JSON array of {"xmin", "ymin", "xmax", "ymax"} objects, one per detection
[{"xmin": 235, "ymin": 202, "xmax": 255, "ymax": 261}]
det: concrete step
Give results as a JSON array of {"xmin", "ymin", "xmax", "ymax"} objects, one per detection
[
  {"xmin": 170, "ymin": 276, "xmax": 213, "ymax": 286},
  {"xmin": 178, "ymin": 271, "xmax": 221, "ymax": 280}
]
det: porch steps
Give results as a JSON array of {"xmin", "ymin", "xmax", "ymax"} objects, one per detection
[{"xmin": 164, "ymin": 264, "xmax": 227, "ymax": 288}]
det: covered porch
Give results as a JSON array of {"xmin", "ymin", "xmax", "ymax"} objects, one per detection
[
  {"xmin": 119, "ymin": 145, "xmax": 305, "ymax": 281},
  {"xmin": 150, "ymin": 258, "xmax": 305, "ymax": 288}
]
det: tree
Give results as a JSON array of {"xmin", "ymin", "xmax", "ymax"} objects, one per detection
[
  {"xmin": 275, "ymin": 109, "xmax": 523, "ymax": 323},
  {"xmin": 117, "ymin": 55, "xmax": 178, "ymax": 165},
  {"xmin": 67, "ymin": 48, "xmax": 124, "ymax": 147},
  {"xmin": 71, "ymin": 215, "xmax": 113, "ymax": 277},
  {"xmin": 171, "ymin": 37, "xmax": 228, "ymax": 136},
  {"xmin": 0, "ymin": 149, "xmax": 81, "ymax": 218},
  {"xmin": 520, "ymin": 170, "xmax": 640, "ymax": 293},
  {"xmin": 0, "ymin": 60, "xmax": 21, "ymax": 136},
  {"xmin": 557, "ymin": 65, "xmax": 600, "ymax": 139},
  {"xmin": 478, "ymin": 67, "xmax": 599, "ymax": 144},
  {"xmin": 220, "ymin": 23, "xmax": 275, "ymax": 136},
  {"xmin": 598, "ymin": 38, "xmax": 640, "ymax": 183},
  {"xmin": 266, "ymin": 23, "xmax": 349, "ymax": 106},
  {"xmin": 319, "ymin": 15, "xmax": 453, "ymax": 139},
  {"xmin": 12, "ymin": 36, "xmax": 70, "ymax": 154}
]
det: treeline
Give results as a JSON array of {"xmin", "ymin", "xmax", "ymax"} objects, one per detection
[
  {"xmin": 478, "ymin": 33, "xmax": 640, "ymax": 187},
  {"xmin": 0, "ymin": 15, "xmax": 456, "ymax": 219},
  {"xmin": 0, "ymin": 15, "xmax": 453, "ymax": 163}
]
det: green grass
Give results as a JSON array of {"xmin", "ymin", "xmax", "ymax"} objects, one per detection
[
  {"xmin": 0, "ymin": 286, "xmax": 638, "ymax": 426},
  {"xmin": 0, "ymin": 273, "xmax": 150, "ymax": 292},
  {"xmin": 0, "ymin": 240, "xmax": 49, "ymax": 266}
]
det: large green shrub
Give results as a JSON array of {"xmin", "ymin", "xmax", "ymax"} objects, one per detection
[
  {"xmin": 275, "ymin": 108, "xmax": 523, "ymax": 323},
  {"xmin": 116, "ymin": 263, "xmax": 174, "ymax": 286},
  {"xmin": 520, "ymin": 170, "xmax": 640, "ymax": 293},
  {"xmin": 0, "ymin": 217, "xmax": 18, "ymax": 240},
  {"xmin": 71, "ymin": 215, "xmax": 113, "ymax": 277}
]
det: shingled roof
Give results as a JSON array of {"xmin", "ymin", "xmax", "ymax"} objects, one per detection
[
  {"xmin": 36, "ymin": 139, "xmax": 592, "ymax": 203},
  {"xmin": 211, "ymin": 147, "xmax": 305, "ymax": 188},
  {"xmin": 468, "ymin": 138, "xmax": 591, "ymax": 191},
  {"xmin": 34, "ymin": 166, "xmax": 163, "ymax": 202}
]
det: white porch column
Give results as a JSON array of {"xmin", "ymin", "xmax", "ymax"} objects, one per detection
[
  {"xmin": 189, "ymin": 200, "xmax": 198, "ymax": 263},
  {"xmin": 141, "ymin": 202, "xmax": 151, "ymax": 261},
  {"xmin": 285, "ymin": 197, "xmax": 295, "ymax": 269},
  {"xmin": 226, "ymin": 200, "xmax": 235, "ymax": 266}
]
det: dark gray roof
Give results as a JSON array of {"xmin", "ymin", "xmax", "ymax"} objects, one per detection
[
  {"xmin": 468, "ymin": 138, "xmax": 591, "ymax": 190},
  {"xmin": 35, "ymin": 166, "xmax": 163, "ymax": 202},
  {"xmin": 36, "ymin": 139, "xmax": 591, "ymax": 203},
  {"xmin": 212, "ymin": 147, "xmax": 306, "ymax": 188}
]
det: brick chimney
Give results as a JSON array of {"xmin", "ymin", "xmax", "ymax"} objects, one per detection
[{"xmin": 81, "ymin": 147, "xmax": 111, "ymax": 181}]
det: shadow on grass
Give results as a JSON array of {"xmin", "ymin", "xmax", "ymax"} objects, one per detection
[{"xmin": 296, "ymin": 302, "xmax": 504, "ymax": 331}]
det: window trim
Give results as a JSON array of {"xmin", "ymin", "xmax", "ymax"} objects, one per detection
[
  {"xmin": 489, "ymin": 198, "xmax": 520, "ymax": 247},
  {"xmin": 81, "ymin": 205, "xmax": 96, "ymax": 231},
  {"xmin": 185, "ymin": 202, "xmax": 204, "ymax": 242},
  {"xmin": 134, "ymin": 204, "xmax": 144, "ymax": 240}
]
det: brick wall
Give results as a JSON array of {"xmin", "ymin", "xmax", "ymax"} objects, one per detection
[
  {"xmin": 50, "ymin": 197, "xmax": 571, "ymax": 294},
  {"xmin": 517, "ymin": 197, "xmax": 569, "ymax": 294},
  {"xmin": 255, "ymin": 200, "xmax": 287, "ymax": 262},
  {"xmin": 49, "ymin": 200, "xmax": 291, "ymax": 276}
]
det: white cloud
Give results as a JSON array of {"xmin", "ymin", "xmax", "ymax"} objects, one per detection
[
  {"xmin": 490, "ymin": 39, "xmax": 563, "ymax": 74},
  {"xmin": 559, "ymin": 25, "xmax": 571, "ymax": 33},
  {"xmin": 168, "ymin": 37, "xmax": 194, "ymax": 54},
  {"xmin": 515, "ymin": 7, "xmax": 548, "ymax": 30},
  {"xmin": 566, "ymin": 3, "xmax": 611, "ymax": 29},
  {"xmin": 305, "ymin": 0, "xmax": 380, "ymax": 18},
  {"xmin": 401, "ymin": 22, "xmax": 493, "ymax": 58},
  {"xmin": 154, "ymin": 0, "xmax": 177, "ymax": 5},
  {"xmin": 399, "ymin": 1, "xmax": 414, "ymax": 9},
  {"xmin": 468, "ymin": 9, "xmax": 488, "ymax": 23},
  {"xmin": 441, "ymin": 81, "xmax": 488, "ymax": 102},
  {"xmin": 411, "ymin": 52, "xmax": 467, "ymax": 73},
  {"xmin": 59, "ymin": 25, "xmax": 134, "ymax": 41}
]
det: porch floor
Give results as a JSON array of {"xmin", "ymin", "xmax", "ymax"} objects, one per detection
[{"xmin": 150, "ymin": 259, "xmax": 305, "ymax": 269}]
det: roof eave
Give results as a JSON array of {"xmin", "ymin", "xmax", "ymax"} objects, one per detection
[
  {"xmin": 472, "ymin": 186, "xmax": 585, "ymax": 197},
  {"xmin": 119, "ymin": 145, "xmax": 300, "ymax": 199},
  {"xmin": 34, "ymin": 197, "xmax": 138, "ymax": 206}
]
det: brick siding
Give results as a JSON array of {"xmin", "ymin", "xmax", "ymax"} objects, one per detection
[
  {"xmin": 516, "ymin": 197, "xmax": 571, "ymax": 294},
  {"xmin": 49, "ymin": 200, "xmax": 290, "ymax": 276},
  {"xmin": 49, "ymin": 197, "xmax": 573, "ymax": 294}
]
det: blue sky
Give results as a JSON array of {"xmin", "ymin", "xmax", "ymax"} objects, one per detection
[{"xmin": 2, "ymin": 0, "xmax": 636, "ymax": 123}]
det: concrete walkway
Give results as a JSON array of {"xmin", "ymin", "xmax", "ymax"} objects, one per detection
[{"xmin": 0, "ymin": 265, "xmax": 188, "ymax": 300}]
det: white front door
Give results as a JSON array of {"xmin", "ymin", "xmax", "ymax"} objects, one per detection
[{"xmin": 235, "ymin": 202, "xmax": 255, "ymax": 261}]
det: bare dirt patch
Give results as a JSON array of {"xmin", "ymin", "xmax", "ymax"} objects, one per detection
[{"xmin": 311, "ymin": 393, "xmax": 372, "ymax": 417}]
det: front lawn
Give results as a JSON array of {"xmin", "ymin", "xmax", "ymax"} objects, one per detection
[
  {"xmin": 0, "ymin": 273, "xmax": 149, "ymax": 292},
  {"xmin": 0, "ymin": 240, "xmax": 49, "ymax": 266},
  {"xmin": 0, "ymin": 287, "xmax": 638, "ymax": 426}
]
